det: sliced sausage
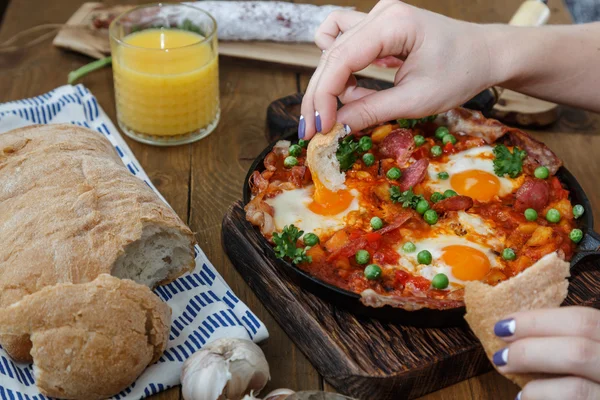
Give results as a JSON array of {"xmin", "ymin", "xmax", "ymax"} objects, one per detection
[
  {"xmin": 378, "ymin": 129, "xmax": 414, "ymax": 166},
  {"xmin": 514, "ymin": 179, "xmax": 550, "ymax": 212}
]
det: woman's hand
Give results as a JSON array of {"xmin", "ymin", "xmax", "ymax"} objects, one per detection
[
  {"xmin": 299, "ymin": 0, "xmax": 497, "ymax": 139},
  {"xmin": 493, "ymin": 307, "xmax": 600, "ymax": 399}
]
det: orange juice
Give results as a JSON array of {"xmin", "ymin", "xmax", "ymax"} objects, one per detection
[{"xmin": 112, "ymin": 28, "xmax": 219, "ymax": 139}]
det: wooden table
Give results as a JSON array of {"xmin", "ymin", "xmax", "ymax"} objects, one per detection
[{"xmin": 1, "ymin": 0, "xmax": 598, "ymax": 399}]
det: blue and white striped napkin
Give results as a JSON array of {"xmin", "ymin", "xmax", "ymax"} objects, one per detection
[{"xmin": 0, "ymin": 85, "xmax": 269, "ymax": 400}]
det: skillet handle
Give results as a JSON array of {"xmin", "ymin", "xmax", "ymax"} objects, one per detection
[{"xmin": 571, "ymin": 230, "xmax": 600, "ymax": 265}]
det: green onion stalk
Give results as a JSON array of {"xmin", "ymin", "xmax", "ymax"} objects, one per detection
[{"xmin": 67, "ymin": 56, "xmax": 112, "ymax": 84}]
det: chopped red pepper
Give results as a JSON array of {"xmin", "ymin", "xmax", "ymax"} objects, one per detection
[{"xmin": 443, "ymin": 142, "xmax": 456, "ymax": 154}]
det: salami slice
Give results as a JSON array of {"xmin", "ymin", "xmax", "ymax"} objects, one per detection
[
  {"xmin": 379, "ymin": 210, "xmax": 415, "ymax": 234},
  {"xmin": 399, "ymin": 159, "xmax": 429, "ymax": 191},
  {"xmin": 514, "ymin": 179, "xmax": 550, "ymax": 212},
  {"xmin": 432, "ymin": 195, "xmax": 474, "ymax": 213},
  {"xmin": 378, "ymin": 129, "xmax": 414, "ymax": 166},
  {"xmin": 506, "ymin": 129, "xmax": 562, "ymax": 175}
]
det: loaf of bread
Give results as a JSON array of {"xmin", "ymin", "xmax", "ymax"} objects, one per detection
[
  {"xmin": 0, "ymin": 274, "xmax": 171, "ymax": 399},
  {"xmin": 0, "ymin": 124, "xmax": 195, "ymax": 362}
]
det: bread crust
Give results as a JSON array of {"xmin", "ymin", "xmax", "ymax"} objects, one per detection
[
  {"xmin": 464, "ymin": 252, "xmax": 570, "ymax": 388},
  {"xmin": 0, "ymin": 124, "xmax": 195, "ymax": 361},
  {"xmin": 0, "ymin": 274, "xmax": 171, "ymax": 399},
  {"xmin": 305, "ymin": 123, "xmax": 348, "ymax": 191}
]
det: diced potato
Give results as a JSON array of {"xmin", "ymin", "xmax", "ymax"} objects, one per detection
[
  {"xmin": 526, "ymin": 226, "xmax": 554, "ymax": 247},
  {"xmin": 484, "ymin": 269, "xmax": 507, "ymax": 285},
  {"xmin": 325, "ymin": 230, "xmax": 349, "ymax": 253},
  {"xmin": 373, "ymin": 182, "xmax": 391, "ymax": 202},
  {"xmin": 356, "ymin": 171, "xmax": 373, "ymax": 181},
  {"xmin": 371, "ymin": 124, "xmax": 393, "ymax": 143},
  {"xmin": 513, "ymin": 255, "xmax": 532, "ymax": 273},
  {"xmin": 517, "ymin": 222, "xmax": 538, "ymax": 234},
  {"xmin": 552, "ymin": 199, "xmax": 574, "ymax": 220},
  {"xmin": 306, "ymin": 245, "xmax": 327, "ymax": 263}
]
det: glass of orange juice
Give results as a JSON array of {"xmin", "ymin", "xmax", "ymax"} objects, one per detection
[{"xmin": 109, "ymin": 3, "xmax": 219, "ymax": 146}]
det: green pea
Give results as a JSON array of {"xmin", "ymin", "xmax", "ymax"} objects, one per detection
[
  {"xmin": 570, "ymin": 228, "xmax": 583, "ymax": 243},
  {"xmin": 442, "ymin": 134, "xmax": 457, "ymax": 145},
  {"xmin": 524, "ymin": 208, "xmax": 538, "ymax": 221},
  {"xmin": 438, "ymin": 171, "xmax": 450, "ymax": 180},
  {"xmin": 303, "ymin": 233, "xmax": 319, "ymax": 247},
  {"xmin": 431, "ymin": 273, "xmax": 449, "ymax": 290},
  {"xmin": 370, "ymin": 216, "xmax": 383, "ymax": 230},
  {"xmin": 443, "ymin": 189, "xmax": 458, "ymax": 198},
  {"xmin": 414, "ymin": 135, "xmax": 426, "ymax": 147},
  {"xmin": 364, "ymin": 264, "xmax": 382, "ymax": 280},
  {"xmin": 435, "ymin": 126, "xmax": 450, "ymax": 140},
  {"xmin": 284, "ymin": 156, "xmax": 298, "ymax": 168},
  {"xmin": 298, "ymin": 139, "xmax": 309, "ymax": 148},
  {"xmin": 363, "ymin": 153, "xmax": 375, "ymax": 167},
  {"xmin": 355, "ymin": 249, "xmax": 370, "ymax": 265},
  {"xmin": 417, "ymin": 250, "xmax": 433, "ymax": 265},
  {"xmin": 431, "ymin": 145, "xmax": 443, "ymax": 158},
  {"xmin": 358, "ymin": 136, "xmax": 373, "ymax": 152},
  {"xmin": 288, "ymin": 144, "xmax": 302, "ymax": 157},
  {"xmin": 502, "ymin": 248, "xmax": 516, "ymax": 261},
  {"xmin": 573, "ymin": 204, "xmax": 585, "ymax": 219},
  {"xmin": 430, "ymin": 192, "xmax": 444, "ymax": 203},
  {"xmin": 386, "ymin": 167, "xmax": 402, "ymax": 180},
  {"xmin": 423, "ymin": 209, "xmax": 439, "ymax": 225},
  {"xmin": 534, "ymin": 166, "xmax": 549, "ymax": 180},
  {"xmin": 416, "ymin": 199, "xmax": 430, "ymax": 215},
  {"xmin": 402, "ymin": 242, "xmax": 416, "ymax": 253},
  {"xmin": 546, "ymin": 208, "xmax": 561, "ymax": 223}
]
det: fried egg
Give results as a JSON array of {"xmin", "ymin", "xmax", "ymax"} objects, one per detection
[
  {"xmin": 425, "ymin": 145, "xmax": 522, "ymax": 202},
  {"xmin": 398, "ymin": 235, "xmax": 502, "ymax": 286},
  {"xmin": 265, "ymin": 182, "xmax": 359, "ymax": 236}
]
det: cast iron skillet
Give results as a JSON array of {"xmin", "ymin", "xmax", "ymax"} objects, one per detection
[{"xmin": 244, "ymin": 93, "xmax": 600, "ymax": 327}]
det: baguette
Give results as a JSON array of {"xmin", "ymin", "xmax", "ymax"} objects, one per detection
[
  {"xmin": 305, "ymin": 123, "xmax": 349, "ymax": 192},
  {"xmin": 0, "ymin": 124, "xmax": 195, "ymax": 361},
  {"xmin": 0, "ymin": 274, "xmax": 171, "ymax": 399}
]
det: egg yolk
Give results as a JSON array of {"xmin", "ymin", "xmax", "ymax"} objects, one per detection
[
  {"xmin": 450, "ymin": 170, "xmax": 501, "ymax": 202},
  {"xmin": 441, "ymin": 245, "xmax": 490, "ymax": 281},
  {"xmin": 308, "ymin": 176, "xmax": 354, "ymax": 216}
]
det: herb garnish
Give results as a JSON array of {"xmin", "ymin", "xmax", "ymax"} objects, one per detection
[
  {"xmin": 396, "ymin": 115, "xmax": 437, "ymax": 129},
  {"xmin": 336, "ymin": 136, "xmax": 361, "ymax": 171},
  {"xmin": 493, "ymin": 145, "xmax": 527, "ymax": 178},
  {"xmin": 389, "ymin": 186, "xmax": 424, "ymax": 209},
  {"xmin": 272, "ymin": 225, "xmax": 312, "ymax": 264}
]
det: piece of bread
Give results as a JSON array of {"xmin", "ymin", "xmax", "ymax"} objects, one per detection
[
  {"xmin": 306, "ymin": 123, "xmax": 348, "ymax": 191},
  {"xmin": 0, "ymin": 124, "xmax": 195, "ymax": 361},
  {"xmin": 464, "ymin": 252, "xmax": 570, "ymax": 388},
  {"xmin": 0, "ymin": 274, "xmax": 171, "ymax": 400}
]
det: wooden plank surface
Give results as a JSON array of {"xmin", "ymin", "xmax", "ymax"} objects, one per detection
[{"xmin": 0, "ymin": 0, "xmax": 598, "ymax": 399}]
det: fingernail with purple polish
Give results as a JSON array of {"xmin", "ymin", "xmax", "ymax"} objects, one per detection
[
  {"xmin": 492, "ymin": 348, "xmax": 509, "ymax": 367},
  {"xmin": 315, "ymin": 111, "xmax": 322, "ymax": 132},
  {"xmin": 344, "ymin": 124, "xmax": 351, "ymax": 134},
  {"xmin": 298, "ymin": 115, "xmax": 305, "ymax": 139},
  {"xmin": 494, "ymin": 318, "xmax": 516, "ymax": 337},
  {"xmin": 515, "ymin": 391, "xmax": 522, "ymax": 400}
]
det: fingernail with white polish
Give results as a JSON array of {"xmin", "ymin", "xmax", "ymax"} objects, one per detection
[
  {"xmin": 494, "ymin": 318, "xmax": 516, "ymax": 337},
  {"xmin": 492, "ymin": 348, "xmax": 509, "ymax": 367},
  {"xmin": 344, "ymin": 124, "xmax": 351, "ymax": 134},
  {"xmin": 298, "ymin": 115, "xmax": 306, "ymax": 139},
  {"xmin": 515, "ymin": 391, "xmax": 522, "ymax": 400},
  {"xmin": 315, "ymin": 111, "xmax": 322, "ymax": 132}
]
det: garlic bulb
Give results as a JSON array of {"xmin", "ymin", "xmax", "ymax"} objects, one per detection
[{"xmin": 181, "ymin": 338, "xmax": 270, "ymax": 400}]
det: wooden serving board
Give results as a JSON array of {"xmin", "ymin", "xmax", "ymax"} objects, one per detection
[{"xmin": 222, "ymin": 201, "xmax": 600, "ymax": 400}]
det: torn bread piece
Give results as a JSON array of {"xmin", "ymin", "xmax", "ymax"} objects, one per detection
[
  {"xmin": 464, "ymin": 252, "xmax": 570, "ymax": 388},
  {"xmin": 306, "ymin": 123, "xmax": 349, "ymax": 191},
  {"xmin": 0, "ymin": 274, "xmax": 171, "ymax": 400}
]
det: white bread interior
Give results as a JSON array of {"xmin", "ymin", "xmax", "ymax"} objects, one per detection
[{"xmin": 306, "ymin": 123, "xmax": 348, "ymax": 191}]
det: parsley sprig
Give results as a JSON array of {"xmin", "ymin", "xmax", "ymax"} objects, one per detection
[
  {"xmin": 396, "ymin": 115, "xmax": 437, "ymax": 129},
  {"xmin": 389, "ymin": 186, "xmax": 424, "ymax": 209},
  {"xmin": 272, "ymin": 225, "xmax": 312, "ymax": 264},
  {"xmin": 493, "ymin": 145, "xmax": 527, "ymax": 178},
  {"xmin": 336, "ymin": 136, "xmax": 361, "ymax": 171}
]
